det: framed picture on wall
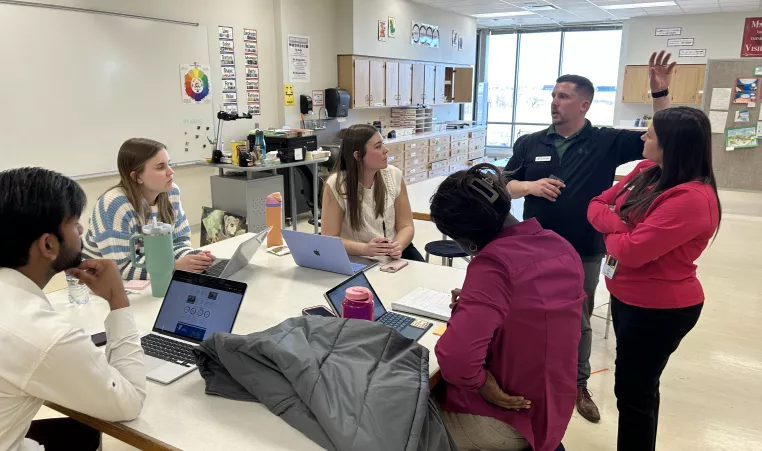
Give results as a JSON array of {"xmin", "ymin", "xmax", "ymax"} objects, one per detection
[
  {"xmin": 388, "ymin": 17, "xmax": 396, "ymax": 38},
  {"xmin": 378, "ymin": 20, "xmax": 387, "ymax": 42},
  {"xmin": 452, "ymin": 31, "xmax": 458, "ymax": 47}
]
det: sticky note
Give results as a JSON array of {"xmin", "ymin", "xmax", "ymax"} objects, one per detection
[{"xmin": 432, "ymin": 324, "xmax": 447, "ymax": 336}]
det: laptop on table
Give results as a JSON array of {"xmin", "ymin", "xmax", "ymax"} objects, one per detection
[
  {"xmin": 282, "ymin": 229, "xmax": 378, "ymax": 276},
  {"xmin": 141, "ymin": 270, "xmax": 247, "ymax": 384},
  {"xmin": 203, "ymin": 226, "xmax": 271, "ymax": 278},
  {"xmin": 324, "ymin": 272, "xmax": 432, "ymax": 341}
]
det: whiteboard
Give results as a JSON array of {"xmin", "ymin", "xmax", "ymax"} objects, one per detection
[{"xmin": 0, "ymin": 4, "xmax": 215, "ymax": 177}]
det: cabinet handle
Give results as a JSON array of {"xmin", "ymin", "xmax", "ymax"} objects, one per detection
[{"xmin": 369, "ymin": 95, "xmax": 373, "ymax": 103}]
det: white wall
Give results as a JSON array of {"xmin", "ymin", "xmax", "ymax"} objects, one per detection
[
  {"xmin": 352, "ymin": 0, "xmax": 477, "ymax": 65},
  {"xmin": 614, "ymin": 12, "xmax": 750, "ymax": 124}
]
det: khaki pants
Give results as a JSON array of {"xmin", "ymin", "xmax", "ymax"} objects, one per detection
[{"xmin": 441, "ymin": 411, "xmax": 529, "ymax": 451}]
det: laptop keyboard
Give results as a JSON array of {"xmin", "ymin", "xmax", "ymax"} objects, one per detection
[
  {"xmin": 351, "ymin": 262, "xmax": 367, "ymax": 273},
  {"xmin": 377, "ymin": 312, "xmax": 415, "ymax": 332},
  {"xmin": 141, "ymin": 334, "xmax": 196, "ymax": 367},
  {"xmin": 204, "ymin": 259, "xmax": 229, "ymax": 277}
]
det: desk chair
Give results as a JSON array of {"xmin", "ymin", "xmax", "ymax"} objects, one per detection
[{"xmin": 413, "ymin": 212, "xmax": 471, "ymax": 267}]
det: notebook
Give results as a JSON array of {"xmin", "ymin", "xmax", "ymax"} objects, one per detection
[{"xmin": 391, "ymin": 287, "xmax": 452, "ymax": 322}]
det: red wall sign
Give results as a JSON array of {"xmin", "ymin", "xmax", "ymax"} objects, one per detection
[{"xmin": 741, "ymin": 17, "xmax": 762, "ymax": 57}]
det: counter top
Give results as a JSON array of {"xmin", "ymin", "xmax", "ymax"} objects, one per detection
[{"xmin": 382, "ymin": 125, "xmax": 487, "ymax": 145}]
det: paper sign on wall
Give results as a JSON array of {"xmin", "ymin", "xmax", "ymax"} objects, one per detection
[
  {"xmin": 679, "ymin": 49, "xmax": 706, "ymax": 58},
  {"xmin": 312, "ymin": 90, "xmax": 325, "ymax": 107},
  {"xmin": 179, "ymin": 64, "xmax": 212, "ymax": 104},
  {"xmin": 667, "ymin": 38, "xmax": 694, "ymax": 47},
  {"xmin": 655, "ymin": 27, "xmax": 681, "ymax": 36},
  {"xmin": 218, "ymin": 26, "xmax": 233, "ymax": 40},
  {"xmin": 284, "ymin": 84, "xmax": 295, "ymax": 106},
  {"xmin": 742, "ymin": 17, "xmax": 762, "ymax": 57},
  {"xmin": 222, "ymin": 79, "xmax": 236, "ymax": 93},
  {"xmin": 708, "ymin": 111, "xmax": 728, "ymax": 133},
  {"xmin": 709, "ymin": 88, "xmax": 732, "ymax": 110},
  {"xmin": 288, "ymin": 35, "xmax": 310, "ymax": 82}
]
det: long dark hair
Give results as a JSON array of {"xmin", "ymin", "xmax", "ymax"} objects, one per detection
[
  {"xmin": 113, "ymin": 138, "xmax": 174, "ymax": 226},
  {"xmin": 334, "ymin": 124, "xmax": 386, "ymax": 231},
  {"xmin": 618, "ymin": 107, "xmax": 721, "ymax": 230},
  {"xmin": 430, "ymin": 164, "xmax": 512, "ymax": 250}
]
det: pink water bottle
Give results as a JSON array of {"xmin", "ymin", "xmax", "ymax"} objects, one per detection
[{"xmin": 342, "ymin": 287, "xmax": 374, "ymax": 321}]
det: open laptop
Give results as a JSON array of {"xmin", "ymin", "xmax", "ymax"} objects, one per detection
[
  {"xmin": 324, "ymin": 272, "xmax": 432, "ymax": 341},
  {"xmin": 282, "ymin": 229, "xmax": 378, "ymax": 276},
  {"xmin": 203, "ymin": 226, "xmax": 271, "ymax": 278},
  {"xmin": 141, "ymin": 270, "xmax": 247, "ymax": 384}
]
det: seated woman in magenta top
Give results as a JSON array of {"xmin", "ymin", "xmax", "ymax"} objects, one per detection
[{"xmin": 430, "ymin": 164, "xmax": 585, "ymax": 451}]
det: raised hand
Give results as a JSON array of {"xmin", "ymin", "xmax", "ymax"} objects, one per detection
[{"xmin": 649, "ymin": 50, "xmax": 676, "ymax": 93}]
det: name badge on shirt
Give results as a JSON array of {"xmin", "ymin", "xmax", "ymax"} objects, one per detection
[
  {"xmin": 602, "ymin": 255, "xmax": 619, "ymax": 280},
  {"xmin": 535, "ymin": 156, "xmax": 552, "ymax": 162}
]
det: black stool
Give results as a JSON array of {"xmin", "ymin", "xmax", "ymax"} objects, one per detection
[{"xmin": 424, "ymin": 240, "xmax": 469, "ymax": 267}]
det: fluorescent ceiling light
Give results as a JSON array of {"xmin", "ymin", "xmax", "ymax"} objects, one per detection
[
  {"xmin": 473, "ymin": 11, "xmax": 535, "ymax": 17},
  {"xmin": 601, "ymin": 1, "xmax": 676, "ymax": 9}
]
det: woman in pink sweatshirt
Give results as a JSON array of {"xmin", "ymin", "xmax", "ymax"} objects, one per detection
[{"xmin": 587, "ymin": 106, "xmax": 721, "ymax": 451}]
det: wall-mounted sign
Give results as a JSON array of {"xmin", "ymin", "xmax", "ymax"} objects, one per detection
[
  {"xmin": 312, "ymin": 90, "xmax": 325, "ymax": 107},
  {"xmin": 655, "ymin": 27, "xmax": 681, "ymax": 36},
  {"xmin": 741, "ymin": 17, "xmax": 762, "ymax": 57},
  {"xmin": 679, "ymin": 48, "xmax": 706, "ymax": 58},
  {"xmin": 667, "ymin": 38, "xmax": 694, "ymax": 47},
  {"xmin": 411, "ymin": 21, "xmax": 439, "ymax": 48}
]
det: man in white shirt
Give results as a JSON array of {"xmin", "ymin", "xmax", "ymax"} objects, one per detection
[{"xmin": 0, "ymin": 167, "xmax": 147, "ymax": 451}]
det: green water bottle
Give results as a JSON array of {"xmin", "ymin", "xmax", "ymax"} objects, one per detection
[{"xmin": 129, "ymin": 219, "xmax": 175, "ymax": 297}]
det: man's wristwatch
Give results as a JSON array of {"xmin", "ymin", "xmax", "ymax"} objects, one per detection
[{"xmin": 651, "ymin": 88, "xmax": 669, "ymax": 99}]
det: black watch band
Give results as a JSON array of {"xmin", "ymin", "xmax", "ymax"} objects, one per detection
[{"xmin": 651, "ymin": 88, "xmax": 669, "ymax": 99}]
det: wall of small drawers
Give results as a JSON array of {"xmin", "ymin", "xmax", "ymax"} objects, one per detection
[{"xmin": 386, "ymin": 129, "xmax": 487, "ymax": 186}]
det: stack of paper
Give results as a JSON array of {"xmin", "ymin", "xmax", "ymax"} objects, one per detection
[{"xmin": 392, "ymin": 287, "xmax": 452, "ymax": 322}]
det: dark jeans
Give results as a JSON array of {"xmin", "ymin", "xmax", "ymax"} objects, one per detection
[
  {"xmin": 26, "ymin": 418, "xmax": 101, "ymax": 451},
  {"xmin": 401, "ymin": 243, "xmax": 425, "ymax": 262},
  {"xmin": 612, "ymin": 296, "xmax": 702, "ymax": 451}
]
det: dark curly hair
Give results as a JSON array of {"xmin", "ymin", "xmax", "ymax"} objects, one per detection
[{"xmin": 429, "ymin": 163, "xmax": 512, "ymax": 250}]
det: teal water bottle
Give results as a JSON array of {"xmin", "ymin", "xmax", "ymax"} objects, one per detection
[{"xmin": 129, "ymin": 219, "xmax": 175, "ymax": 297}]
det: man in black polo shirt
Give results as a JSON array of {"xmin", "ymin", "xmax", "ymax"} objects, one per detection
[{"xmin": 504, "ymin": 51, "xmax": 675, "ymax": 423}]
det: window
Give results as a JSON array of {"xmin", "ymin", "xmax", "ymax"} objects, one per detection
[
  {"xmin": 515, "ymin": 32, "xmax": 561, "ymax": 125},
  {"xmin": 486, "ymin": 34, "xmax": 517, "ymax": 125},
  {"xmin": 561, "ymin": 30, "xmax": 623, "ymax": 126},
  {"xmin": 484, "ymin": 28, "xmax": 623, "ymax": 149}
]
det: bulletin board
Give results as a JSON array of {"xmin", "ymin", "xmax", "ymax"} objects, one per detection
[
  {"xmin": 0, "ymin": 3, "xmax": 216, "ymax": 178},
  {"xmin": 702, "ymin": 58, "xmax": 762, "ymax": 191}
]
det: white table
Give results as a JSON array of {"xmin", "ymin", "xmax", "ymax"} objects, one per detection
[{"xmin": 46, "ymin": 234, "xmax": 465, "ymax": 450}]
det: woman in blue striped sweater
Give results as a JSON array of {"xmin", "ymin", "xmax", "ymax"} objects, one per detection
[{"xmin": 83, "ymin": 138, "xmax": 214, "ymax": 279}]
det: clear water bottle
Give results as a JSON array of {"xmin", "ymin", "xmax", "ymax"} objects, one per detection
[{"xmin": 66, "ymin": 274, "xmax": 89, "ymax": 306}]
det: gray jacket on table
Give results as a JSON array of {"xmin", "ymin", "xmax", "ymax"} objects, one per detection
[{"xmin": 192, "ymin": 316, "xmax": 456, "ymax": 451}]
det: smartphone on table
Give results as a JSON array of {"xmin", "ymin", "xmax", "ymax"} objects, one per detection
[
  {"xmin": 302, "ymin": 306, "xmax": 336, "ymax": 317},
  {"xmin": 380, "ymin": 260, "xmax": 408, "ymax": 273}
]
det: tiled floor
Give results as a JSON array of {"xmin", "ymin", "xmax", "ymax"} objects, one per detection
[{"xmin": 38, "ymin": 189, "xmax": 762, "ymax": 450}]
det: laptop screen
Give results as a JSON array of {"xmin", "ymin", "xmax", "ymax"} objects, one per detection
[
  {"xmin": 325, "ymin": 272, "xmax": 386, "ymax": 321},
  {"xmin": 152, "ymin": 271, "xmax": 247, "ymax": 343}
]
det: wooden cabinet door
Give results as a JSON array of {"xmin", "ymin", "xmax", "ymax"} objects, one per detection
[
  {"xmin": 424, "ymin": 64, "xmax": 436, "ymax": 105},
  {"xmin": 434, "ymin": 65, "xmax": 447, "ymax": 104},
  {"xmin": 412, "ymin": 63, "xmax": 425, "ymax": 106},
  {"xmin": 398, "ymin": 62, "xmax": 413, "ymax": 106},
  {"xmin": 453, "ymin": 67, "xmax": 474, "ymax": 103},
  {"xmin": 385, "ymin": 61, "xmax": 400, "ymax": 107},
  {"xmin": 621, "ymin": 65, "xmax": 649, "ymax": 104},
  {"xmin": 354, "ymin": 58, "xmax": 370, "ymax": 108},
  {"xmin": 369, "ymin": 60, "xmax": 386, "ymax": 107},
  {"xmin": 670, "ymin": 65, "xmax": 705, "ymax": 104}
]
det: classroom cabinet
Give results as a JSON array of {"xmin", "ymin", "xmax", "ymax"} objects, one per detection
[
  {"xmin": 412, "ymin": 63, "xmax": 425, "ymax": 106},
  {"xmin": 621, "ymin": 64, "xmax": 705, "ymax": 104},
  {"xmin": 434, "ymin": 65, "xmax": 447, "ymax": 105},
  {"xmin": 424, "ymin": 64, "xmax": 436, "ymax": 105},
  {"xmin": 338, "ymin": 55, "xmax": 474, "ymax": 109}
]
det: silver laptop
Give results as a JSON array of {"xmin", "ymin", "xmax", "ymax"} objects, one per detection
[
  {"xmin": 203, "ymin": 226, "xmax": 271, "ymax": 278},
  {"xmin": 281, "ymin": 229, "xmax": 378, "ymax": 276},
  {"xmin": 140, "ymin": 270, "xmax": 247, "ymax": 384}
]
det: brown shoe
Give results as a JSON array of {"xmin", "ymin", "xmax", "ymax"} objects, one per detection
[{"xmin": 576, "ymin": 387, "xmax": 601, "ymax": 423}]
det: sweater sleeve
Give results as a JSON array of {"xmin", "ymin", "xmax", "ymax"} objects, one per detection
[
  {"xmin": 587, "ymin": 162, "xmax": 649, "ymax": 235},
  {"xmin": 603, "ymin": 188, "xmax": 714, "ymax": 268},
  {"xmin": 169, "ymin": 186, "xmax": 199, "ymax": 258},
  {"xmin": 90, "ymin": 192, "xmax": 148, "ymax": 281},
  {"xmin": 435, "ymin": 253, "xmax": 511, "ymax": 391}
]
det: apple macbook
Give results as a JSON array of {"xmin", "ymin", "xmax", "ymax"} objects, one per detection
[
  {"xmin": 203, "ymin": 226, "xmax": 271, "ymax": 278},
  {"xmin": 140, "ymin": 270, "xmax": 247, "ymax": 384},
  {"xmin": 324, "ymin": 272, "xmax": 432, "ymax": 341},
  {"xmin": 282, "ymin": 229, "xmax": 378, "ymax": 276}
]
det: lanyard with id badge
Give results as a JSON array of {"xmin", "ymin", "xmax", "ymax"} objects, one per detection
[{"xmin": 602, "ymin": 255, "xmax": 618, "ymax": 279}]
